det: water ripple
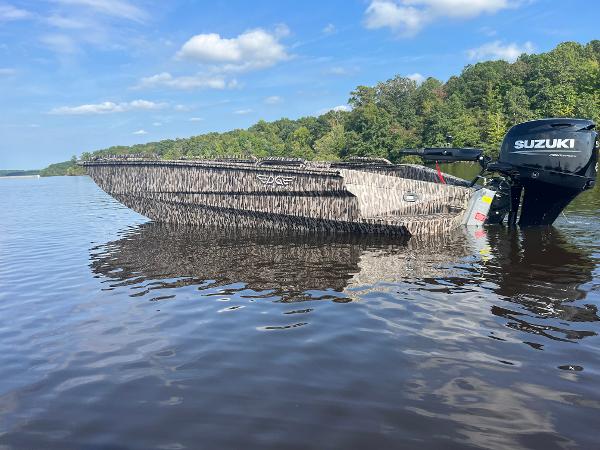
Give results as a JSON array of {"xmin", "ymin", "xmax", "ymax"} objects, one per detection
[{"xmin": 0, "ymin": 176, "xmax": 599, "ymax": 449}]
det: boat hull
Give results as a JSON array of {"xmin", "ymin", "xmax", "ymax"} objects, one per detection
[{"xmin": 84, "ymin": 159, "xmax": 473, "ymax": 235}]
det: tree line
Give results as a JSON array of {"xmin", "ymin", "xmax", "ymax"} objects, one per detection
[
  {"xmin": 0, "ymin": 169, "xmax": 40, "ymax": 177},
  {"xmin": 48, "ymin": 40, "xmax": 600, "ymax": 175}
]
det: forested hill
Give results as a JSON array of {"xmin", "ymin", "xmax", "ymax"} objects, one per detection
[{"xmin": 69, "ymin": 40, "xmax": 599, "ymax": 171}]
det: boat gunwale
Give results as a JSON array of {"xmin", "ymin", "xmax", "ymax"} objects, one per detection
[
  {"xmin": 81, "ymin": 158, "xmax": 344, "ymax": 177},
  {"xmin": 80, "ymin": 159, "xmax": 473, "ymax": 185}
]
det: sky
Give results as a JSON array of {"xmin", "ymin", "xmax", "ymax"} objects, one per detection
[{"xmin": 0, "ymin": 0, "xmax": 597, "ymax": 169}]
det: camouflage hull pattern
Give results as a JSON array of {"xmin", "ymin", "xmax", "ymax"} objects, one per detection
[{"xmin": 83, "ymin": 159, "xmax": 475, "ymax": 235}]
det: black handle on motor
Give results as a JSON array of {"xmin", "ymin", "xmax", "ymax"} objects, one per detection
[{"xmin": 398, "ymin": 147, "xmax": 483, "ymax": 163}]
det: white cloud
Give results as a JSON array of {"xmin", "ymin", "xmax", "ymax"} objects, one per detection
[
  {"xmin": 39, "ymin": 2, "xmax": 148, "ymax": 55},
  {"xmin": 52, "ymin": 0, "xmax": 147, "ymax": 22},
  {"xmin": 0, "ymin": 4, "xmax": 30, "ymax": 21},
  {"xmin": 407, "ymin": 72, "xmax": 425, "ymax": 84},
  {"xmin": 414, "ymin": 0, "xmax": 514, "ymax": 18},
  {"xmin": 323, "ymin": 23, "xmax": 336, "ymax": 34},
  {"xmin": 331, "ymin": 105, "xmax": 351, "ymax": 112},
  {"xmin": 50, "ymin": 99, "xmax": 166, "ymax": 115},
  {"xmin": 152, "ymin": 122, "xmax": 162, "ymax": 126},
  {"xmin": 137, "ymin": 72, "xmax": 236, "ymax": 90},
  {"xmin": 0, "ymin": 67, "xmax": 16, "ymax": 75},
  {"xmin": 128, "ymin": 100, "xmax": 162, "ymax": 109},
  {"xmin": 174, "ymin": 104, "xmax": 191, "ymax": 112},
  {"xmin": 479, "ymin": 26, "xmax": 497, "ymax": 37},
  {"xmin": 189, "ymin": 117, "xmax": 204, "ymax": 122},
  {"xmin": 264, "ymin": 95, "xmax": 282, "ymax": 105},
  {"xmin": 40, "ymin": 34, "xmax": 79, "ymax": 54},
  {"xmin": 317, "ymin": 104, "xmax": 352, "ymax": 115},
  {"xmin": 325, "ymin": 66, "xmax": 358, "ymax": 76},
  {"xmin": 364, "ymin": 1, "xmax": 423, "ymax": 36},
  {"xmin": 467, "ymin": 40, "xmax": 534, "ymax": 62},
  {"xmin": 274, "ymin": 23, "xmax": 291, "ymax": 38},
  {"xmin": 364, "ymin": 0, "xmax": 517, "ymax": 36},
  {"xmin": 45, "ymin": 14, "xmax": 88, "ymax": 29},
  {"xmin": 234, "ymin": 108, "xmax": 253, "ymax": 115},
  {"xmin": 132, "ymin": 129, "xmax": 147, "ymax": 135},
  {"xmin": 176, "ymin": 28, "xmax": 289, "ymax": 71}
]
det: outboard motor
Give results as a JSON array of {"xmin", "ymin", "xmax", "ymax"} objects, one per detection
[{"xmin": 488, "ymin": 118, "xmax": 597, "ymax": 226}]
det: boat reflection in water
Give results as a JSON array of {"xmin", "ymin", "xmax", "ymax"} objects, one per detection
[
  {"xmin": 90, "ymin": 223, "xmax": 598, "ymax": 341},
  {"xmin": 91, "ymin": 224, "xmax": 482, "ymax": 300}
]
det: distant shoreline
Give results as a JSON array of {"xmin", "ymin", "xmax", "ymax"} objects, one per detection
[
  {"xmin": 0, "ymin": 174, "xmax": 41, "ymax": 179},
  {"xmin": 0, "ymin": 169, "xmax": 40, "ymax": 177},
  {"xmin": 0, "ymin": 174, "xmax": 88, "ymax": 178}
]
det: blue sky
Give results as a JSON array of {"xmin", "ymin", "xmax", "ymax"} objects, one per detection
[{"xmin": 0, "ymin": 0, "xmax": 597, "ymax": 169}]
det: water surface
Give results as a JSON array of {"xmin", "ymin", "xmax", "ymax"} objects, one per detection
[{"xmin": 1, "ymin": 176, "xmax": 599, "ymax": 449}]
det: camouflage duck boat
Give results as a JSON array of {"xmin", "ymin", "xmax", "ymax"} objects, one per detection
[{"xmin": 82, "ymin": 118, "xmax": 597, "ymax": 235}]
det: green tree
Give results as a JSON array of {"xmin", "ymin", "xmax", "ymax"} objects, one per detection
[
  {"xmin": 313, "ymin": 117, "xmax": 345, "ymax": 160},
  {"xmin": 286, "ymin": 126, "xmax": 314, "ymax": 159},
  {"xmin": 483, "ymin": 85, "xmax": 507, "ymax": 154}
]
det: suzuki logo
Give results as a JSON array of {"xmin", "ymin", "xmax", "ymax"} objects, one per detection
[{"xmin": 514, "ymin": 139, "xmax": 575, "ymax": 149}]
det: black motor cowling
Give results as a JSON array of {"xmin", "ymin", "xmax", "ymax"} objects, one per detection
[{"xmin": 488, "ymin": 118, "xmax": 597, "ymax": 226}]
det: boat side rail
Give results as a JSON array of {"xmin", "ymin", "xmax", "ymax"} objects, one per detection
[
  {"xmin": 83, "ymin": 153, "xmax": 160, "ymax": 162},
  {"xmin": 256, "ymin": 157, "xmax": 306, "ymax": 167},
  {"xmin": 397, "ymin": 147, "xmax": 484, "ymax": 163}
]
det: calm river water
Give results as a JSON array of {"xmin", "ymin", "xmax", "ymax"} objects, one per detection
[{"xmin": 1, "ymin": 175, "xmax": 599, "ymax": 449}]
